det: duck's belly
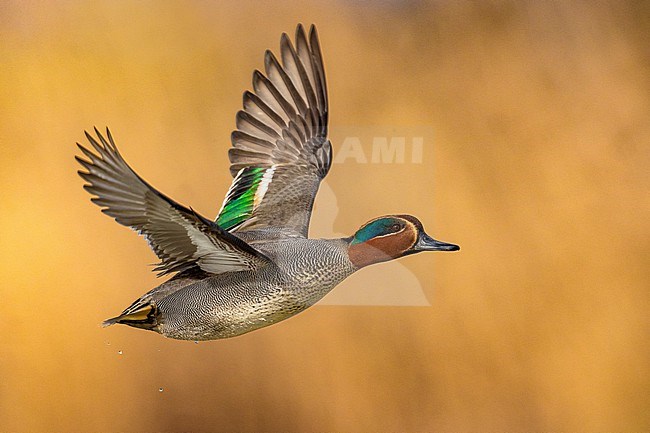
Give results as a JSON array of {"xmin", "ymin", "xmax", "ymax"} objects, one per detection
[
  {"xmin": 155, "ymin": 280, "xmax": 319, "ymax": 341},
  {"xmin": 153, "ymin": 246, "xmax": 356, "ymax": 340}
]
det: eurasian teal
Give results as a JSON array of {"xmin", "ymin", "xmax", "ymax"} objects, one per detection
[{"xmin": 76, "ymin": 24, "xmax": 459, "ymax": 341}]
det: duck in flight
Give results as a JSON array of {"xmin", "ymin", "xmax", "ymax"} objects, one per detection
[{"xmin": 76, "ymin": 24, "xmax": 459, "ymax": 341}]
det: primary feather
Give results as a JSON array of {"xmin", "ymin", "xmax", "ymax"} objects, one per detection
[
  {"xmin": 218, "ymin": 24, "xmax": 331, "ymax": 237},
  {"xmin": 76, "ymin": 128, "xmax": 273, "ymax": 276}
]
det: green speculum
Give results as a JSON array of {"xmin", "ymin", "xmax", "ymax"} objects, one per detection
[{"xmin": 217, "ymin": 167, "xmax": 267, "ymax": 230}]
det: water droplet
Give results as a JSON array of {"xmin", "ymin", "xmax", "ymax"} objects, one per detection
[
  {"xmin": 118, "ymin": 350, "xmax": 123, "ymax": 355},
  {"xmin": 106, "ymin": 341, "xmax": 111, "ymax": 346},
  {"xmin": 159, "ymin": 387, "xmax": 164, "ymax": 392}
]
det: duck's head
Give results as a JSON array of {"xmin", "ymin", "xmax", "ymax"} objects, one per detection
[{"xmin": 347, "ymin": 215, "xmax": 459, "ymax": 268}]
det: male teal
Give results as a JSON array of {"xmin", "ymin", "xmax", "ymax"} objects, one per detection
[{"xmin": 76, "ymin": 24, "xmax": 459, "ymax": 341}]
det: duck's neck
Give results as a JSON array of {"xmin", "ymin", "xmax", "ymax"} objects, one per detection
[{"xmin": 347, "ymin": 237, "xmax": 404, "ymax": 268}]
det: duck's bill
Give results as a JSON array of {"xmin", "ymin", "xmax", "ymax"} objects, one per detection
[{"xmin": 415, "ymin": 233, "xmax": 460, "ymax": 252}]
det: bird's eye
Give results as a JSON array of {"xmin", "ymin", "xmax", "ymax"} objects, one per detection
[{"xmin": 390, "ymin": 223, "xmax": 402, "ymax": 232}]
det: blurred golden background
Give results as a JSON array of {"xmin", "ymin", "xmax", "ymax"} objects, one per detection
[{"xmin": 1, "ymin": 1, "xmax": 648, "ymax": 432}]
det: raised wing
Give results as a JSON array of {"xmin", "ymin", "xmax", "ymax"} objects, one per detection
[
  {"xmin": 76, "ymin": 128, "xmax": 273, "ymax": 276},
  {"xmin": 216, "ymin": 24, "xmax": 331, "ymax": 237}
]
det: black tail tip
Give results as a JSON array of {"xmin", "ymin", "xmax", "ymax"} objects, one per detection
[{"xmin": 101, "ymin": 317, "xmax": 120, "ymax": 328}]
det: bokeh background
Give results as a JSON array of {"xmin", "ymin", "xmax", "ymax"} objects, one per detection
[{"xmin": 1, "ymin": 1, "xmax": 648, "ymax": 432}]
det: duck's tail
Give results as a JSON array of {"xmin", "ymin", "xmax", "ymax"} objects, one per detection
[
  {"xmin": 101, "ymin": 316, "xmax": 121, "ymax": 327},
  {"xmin": 101, "ymin": 304, "xmax": 159, "ymax": 330}
]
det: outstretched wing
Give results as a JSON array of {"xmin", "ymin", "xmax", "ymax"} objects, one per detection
[
  {"xmin": 216, "ymin": 24, "xmax": 331, "ymax": 237},
  {"xmin": 76, "ymin": 128, "xmax": 273, "ymax": 276}
]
